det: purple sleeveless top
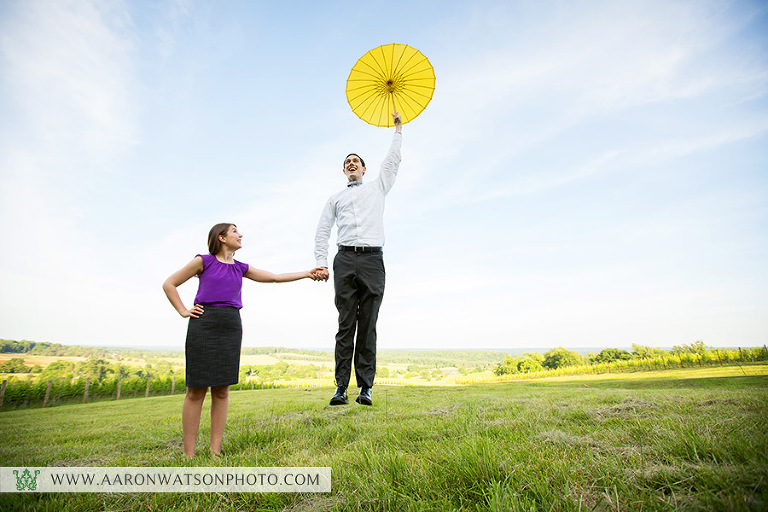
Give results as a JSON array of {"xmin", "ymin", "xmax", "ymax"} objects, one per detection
[{"xmin": 193, "ymin": 254, "xmax": 250, "ymax": 309}]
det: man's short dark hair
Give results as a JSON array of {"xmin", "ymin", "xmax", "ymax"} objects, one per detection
[{"xmin": 344, "ymin": 153, "xmax": 365, "ymax": 168}]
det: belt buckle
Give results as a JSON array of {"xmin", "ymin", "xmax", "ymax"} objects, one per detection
[{"xmin": 355, "ymin": 246, "xmax": 362, "ymax": 253}]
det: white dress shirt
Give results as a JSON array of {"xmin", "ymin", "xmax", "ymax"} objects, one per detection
[{"xmin": 314, "ymin": 132, "xmax": 402, "ymax": 268}]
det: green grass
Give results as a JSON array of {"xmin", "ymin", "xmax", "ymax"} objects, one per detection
[{"xmin": 1, "ymin": 366, "xmax": 767, "ymax": 511}]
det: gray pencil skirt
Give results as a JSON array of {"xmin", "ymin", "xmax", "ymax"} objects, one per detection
[{"xmin": 185, "ymin": 306, "xmax": 242, "ymax": 388}]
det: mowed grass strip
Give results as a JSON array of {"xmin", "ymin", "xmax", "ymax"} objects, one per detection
[{"xmin": 1, "ymin": 366, "xmax": 766, "ymax": 511}]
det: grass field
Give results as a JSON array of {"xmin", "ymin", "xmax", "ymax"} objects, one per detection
[{"xmin": 1, "ymin": 365, "xmax": 766, "ymax": 511}]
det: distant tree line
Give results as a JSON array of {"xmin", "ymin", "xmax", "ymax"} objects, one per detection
[
  {"xmin": 241, "ymin": 347, "xmax": 331, "ymax": 358},
  {"xmin": 493, "ymin": 342, "xmax": 768, "ymax": 376},
  {"xmin": 0, "ymin": 339, "xmax": 183, "ymax": 361},
  {"xmin": 0, "ymin": 353, "xmax": 335, "ymax": 408},
  {"xmin": 376, "ymin": 350, "xmax": 508, "ymax": 368},
  {"xmin": 239, "ymin": 362, "xmax": 331, "ymax": 383},
  {"xmin": 0, "ymin": 339, "xmax": 116, "ymax": 358},
  {"xmin": 0, "ymin": 356, "xmax": 182, "ymax": 409},
  {"xmin": 0, "ymin": 355, "xmax": 335, "ymax": 386},
  {"xmin": 0, "ymin": 357, "xmax": 175, "ymax": 381}
]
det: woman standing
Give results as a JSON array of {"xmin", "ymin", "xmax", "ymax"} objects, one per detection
[{"xmin": 163, "ymin": 223, "xmax": 322, "ymax": 458}]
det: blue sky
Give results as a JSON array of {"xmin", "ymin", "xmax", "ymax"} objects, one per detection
[{"xmin": 1, "ymin": 0, "xmax": 766, "ymax": 352}]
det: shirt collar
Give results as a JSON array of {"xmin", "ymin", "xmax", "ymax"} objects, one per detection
[{"xmin": 347, "ymin": 179, "xmax": 363, "ymax": 187}]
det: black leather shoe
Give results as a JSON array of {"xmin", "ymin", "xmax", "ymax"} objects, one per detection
[
  {"xmin": 329, "ymin": 385, "xmax": 348, "ymax": 405},
  {"xmin": 355, "ymin": 387, "xmax": 372, "ymax": 406}
]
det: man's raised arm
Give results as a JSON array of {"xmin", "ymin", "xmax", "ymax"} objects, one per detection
[{"xmin": 378, "ymin": 111, "xmax": 403, "ymax": 194}]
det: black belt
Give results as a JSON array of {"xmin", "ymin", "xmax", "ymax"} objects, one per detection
[{"xmin": 338, "ymin": 245, "xmax": 382, "ymax": 253}]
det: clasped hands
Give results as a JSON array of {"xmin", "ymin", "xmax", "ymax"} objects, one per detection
[{"xmin": 310, "ymin": 268, "xmax": 330, "ymax": 281}]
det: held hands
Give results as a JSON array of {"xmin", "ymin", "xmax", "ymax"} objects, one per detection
[
  {"xmin": 310, "ymin": 268, "xmax": 329, "ymax": 281},
  {"xmin": 310, "ymin": 267, "xmax": 329, "ymax": 281}
]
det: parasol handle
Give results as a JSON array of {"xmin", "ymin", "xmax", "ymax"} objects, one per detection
[{"xmin": 391, "ymin": 93, "xmax": 397, "ymax": 125}]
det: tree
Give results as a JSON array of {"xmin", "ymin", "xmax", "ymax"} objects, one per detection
[
  {"xmin": 493, "ymin": 356, "xmax": 520, "ymax": 376},
  {"xmin": 114, "ymin": 363, "xmax": 132, "ymax": 379},
  {"xmin": 0, "ymin": 340, "xmax": 21, "ymax": 353},
  {"xmin": 518, "ymin": 357, "xmax": 544, "ymax": 372},
  {"xmin": 543, "ymin": 347, "xmax": 584, "ymax": 369},
  {"xmin": 79, "ymin": 358, "xmax": 111, "ymax": 382},
  {"xmin": 0, "ymin": 358, "xmax": 29, "ymax": 373},
  {"xmin": 40, "ymin": 360, "xmax": 75, "ymax": 379},
  {"xmin": 494, "ymin": 353, "xmax": 545, "ymax": 375},
  {"xmin": 687, "ymin": 340, "xmax": 709, "ymax": 355},
  {"xmin": 631, "ymin": 344, "xmax": 664, "ymax": 359},
  {"xmin": 594, "ymin": 348, "xmax": 632, "ymax": 363},
  {"xmin": 151, "ymin": 360, "xmax": 174, "ymax": 375}
]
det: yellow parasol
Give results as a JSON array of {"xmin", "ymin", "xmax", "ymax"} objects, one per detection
[{"xmin": 346, "ymin": 43, "xmax": 435, "ymax": 127}]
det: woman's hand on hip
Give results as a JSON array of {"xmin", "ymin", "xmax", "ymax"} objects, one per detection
[{"xmin": 182, "ymin": 304, "xmax": 204, "ymax": 318}]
